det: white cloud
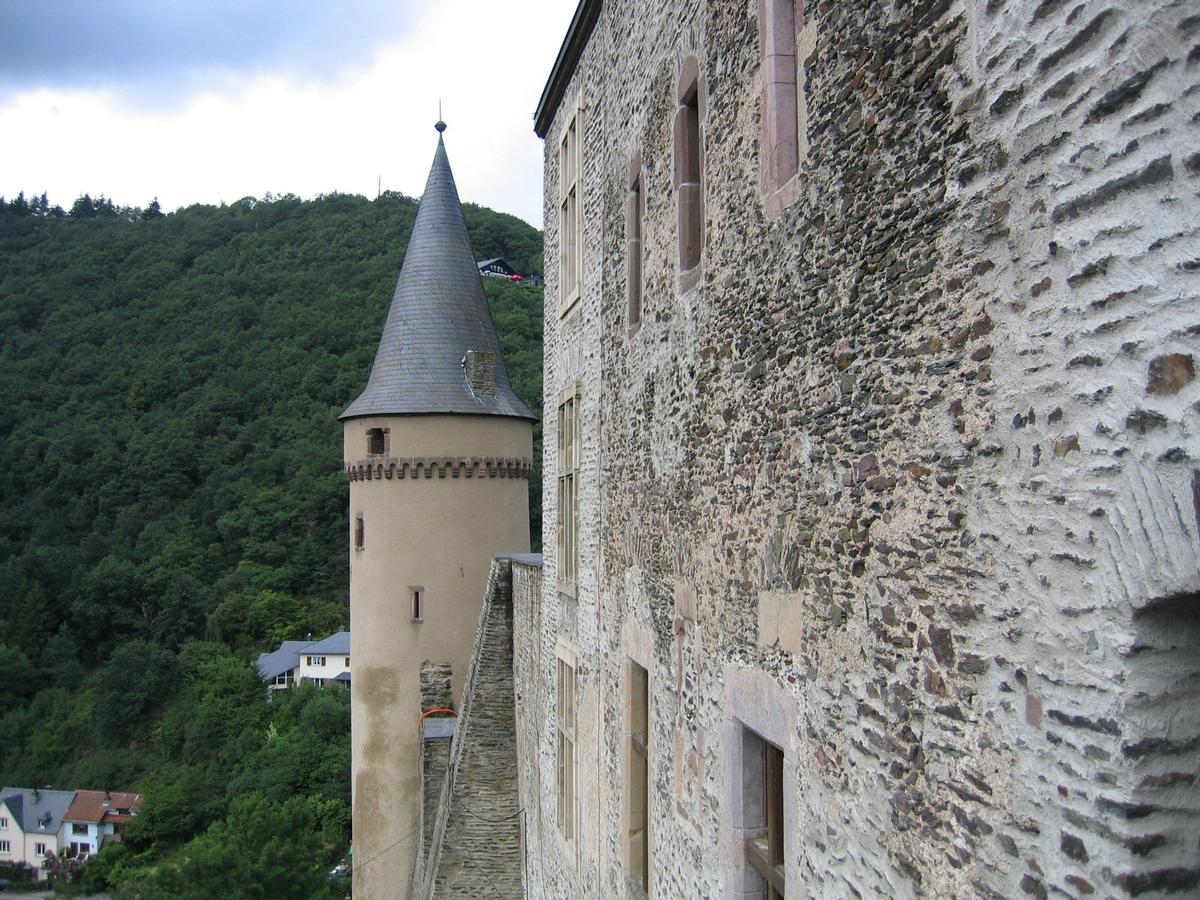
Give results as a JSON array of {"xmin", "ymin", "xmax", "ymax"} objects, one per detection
[{"xmin": 0, "ymin": 0, "xmax": 575, "ymax": 227}]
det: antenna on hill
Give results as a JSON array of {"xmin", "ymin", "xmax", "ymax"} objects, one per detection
[{"xmin": 377, "ymin": 175, "xmax": 381, "ymax": 199}]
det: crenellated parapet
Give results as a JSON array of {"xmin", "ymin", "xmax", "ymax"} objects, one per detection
[{"xmin": 345, "ymin": 456, "xmax": 532, "ymax": 482}]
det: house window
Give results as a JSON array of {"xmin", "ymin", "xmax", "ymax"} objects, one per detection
[
  {"xmin": 354, "ymin": 513, "xmax": 364, "ymax": 551},
  {"xmin": 0, "ymin": 816, "xmax": 6, "ymax": 828},
  {"xmin": 627, "ymin": 156, "xmax": 644, "ymax": 331},
  {"xmin": 760, "ymin": 0, "xmax": 800, "ymax": 194},
  {"xmin": 73, "ymin": 823, "xmax": 88, "ymax": 835},
  {"xmin": 307, "ymin": 656, "xmax": 326, "ymax": 667},
  {"xmin": 0, "ymin": 840, "xmax": 9, "ymax": 853},
  {"xmin": 344, "ymin": 656, "xmax": 350, "ymax": 667},
  {"xmin": 410, "ymin": 586, "xmax": 424, "ymax": 622},
  {"xmin": 558, "ymin": 104, "xmax": 583, "ymax": 316},
  {"xmin": 627, "ymin": 661, "xmax": 650, "ymax": 894},
  {"xmin": 274, "ymin": 673, "xmax": 291, "ymax": 686},
  {"xmin": 556, "ymin": 653, "xmax": 577, "ymax": 855},
  {"xmin": 35, "ymin": 842, "xmax": 46, "ymax": 856},
  {"xmin": 741, "ymin": 726, "xmax": 786, "ymax": 899},
  {"xmin": 556, "ymin": 385, "xmax": 581, "ymax": 596},
  {"xmin": 366, "ymin": 427, "xmax": 388, "ymax": 456},
  {"xmin": 674, "ymin": 56, "xmax": 703, "ymax": 278}
]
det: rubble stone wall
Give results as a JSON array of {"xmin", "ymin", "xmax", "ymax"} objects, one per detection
[{"xmin": 525, "ymin": 1, "xmax": 1199, "ymax": 898}]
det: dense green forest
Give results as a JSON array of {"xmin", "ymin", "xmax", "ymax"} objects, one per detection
[{"xmin": 0, "ymin": 190, "xmax": 543, "ymax": 896}]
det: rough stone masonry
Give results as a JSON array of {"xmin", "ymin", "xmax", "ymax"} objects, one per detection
[{"xmin": 518, "ymin": 0, "xmax": 1200, "ymax": 898}]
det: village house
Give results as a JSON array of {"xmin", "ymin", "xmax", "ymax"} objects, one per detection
[
  {"xmin": 61, "ymin": 790, "xmax": 142, "ymax": 858},
  {"xmin": 0, "ymin": 788, "xmax": 73, "ymax": 879},
  {"xmin": 255, "ymin": 631, "xmax": 352, "ymax": 690}
]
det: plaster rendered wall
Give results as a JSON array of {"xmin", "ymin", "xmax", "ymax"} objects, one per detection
[
  {"xmin": 524, "ymin": 1, "xmax": 1199, "ymax": 899},
  {"xmin": 345, "ymin": 413, "xmax": 531, "ymax": 899}
]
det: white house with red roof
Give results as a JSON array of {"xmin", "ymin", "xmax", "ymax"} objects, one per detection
[{"xmin": 62, "ymin": 790, "xmax": 142, "ymax": 856}]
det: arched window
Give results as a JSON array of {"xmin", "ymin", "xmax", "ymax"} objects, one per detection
[{"xmin": 674, "ymin": 56, "xmax": 703, "ymax": 282}]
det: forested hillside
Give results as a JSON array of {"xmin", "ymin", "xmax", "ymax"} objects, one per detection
[{"xmin": 0, "ymin": 191, "xmax": 543, "ymax": 896}]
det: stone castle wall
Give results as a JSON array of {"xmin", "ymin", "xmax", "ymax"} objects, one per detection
[{"xmin": 525, "ymin": 1, "xmax": 1198, "ymax": 899}]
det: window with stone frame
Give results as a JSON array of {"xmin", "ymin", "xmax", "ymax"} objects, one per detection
[
  {"xmin": 626, "ymin": 660, "xmax": 651, "ymax": 894},
  {"xmin": 627, "ymin": 154, "xmax": 645, "ymax": 332},
  {"xmin": 366, "ymin": 427, "xmax": 388, "ymax": 456},
  {"xmin": 741, "ymin": 725, "xmax": 786, "ymax": 899},
  {"xmin": 354, "ymin": 512, "xmax": 364, "ymax": 551},
  {"xmin": 674, "ymin": 56, "xmax": 703, "ymax": 281},
  {"xmin": 556, "ymin": 651, "xmax": 578, "ymax": 859},
  {"xmin": 558, "ymin": 103, "xmax": 584, "ymax": 316},
  {"xmin": 760, "ymin": 0, "xmax": 801, "ymax": 194},
  {"xmin": 556, "ymin": 384, "xmax": 581, "ymax": 596}
]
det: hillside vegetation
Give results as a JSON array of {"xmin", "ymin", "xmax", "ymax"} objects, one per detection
[{"xmin": 0, "ymin": 191, "xmax": 543, "ymax": 896}]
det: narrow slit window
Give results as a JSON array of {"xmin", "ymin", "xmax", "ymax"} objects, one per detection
[
  {"xmin": 761, "ymin": 0, "xmax": 800, "ymax": 193},
  {"xmin": 557, "ymin": 385, "xmax": 581, "ymax": 596},
  {"xmin": 674, "ymin": 57, "xmax": 703, "ymax": 275},
  {"xmin": 627, "ymin": 162, "xmax": 644, "ymax": 330},
  {"xmin": 559, "ymin": 106, "xmax": 583, "ymax": 316},
  {"xmin": 627, "ymin": 661, "xmax": 650, "ymax": 893},
  {"xmin": 410, "ymin": 587, "xmax": 424, "ymax": 622},
  {"xmin": 556, "ymin": 653, "xmax": 577, "ymax": 854},
  {"xmin": 354, "ymin": 513, "xmax": 364, "ymax": 551}
]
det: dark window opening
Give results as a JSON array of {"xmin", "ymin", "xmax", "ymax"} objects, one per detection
[
  {"xmin": 627, "ymin": 162, "xmax": 644, "ymax": 331},
  {"xmin": 354, "ymin": 513, "xmax": 364, "ymax": 551},
  {"xmin": 410, "ymin": 587, "xmax": 424, "ymax": 622},
  {"xmin": 367, "ymin": 428, "xmax": 387, "ymax": 456}
]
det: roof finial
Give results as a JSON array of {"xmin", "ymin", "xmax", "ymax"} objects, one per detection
[{"xmin": 435, "ymin": 99, "xmax": 446, "ymax": 133}]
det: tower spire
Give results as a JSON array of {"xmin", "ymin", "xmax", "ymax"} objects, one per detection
[
  {"xmin": 436, "ymin": 99, "xmax": 446, "ymax": 133},
  {"xmin": 340, "ymin": 129, "xmax": 533, "ymax": 422}
]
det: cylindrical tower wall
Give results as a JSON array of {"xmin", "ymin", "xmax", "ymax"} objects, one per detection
[{"xmin": 346, "ymin": 413, "xmax": 532, "ymax": 898}]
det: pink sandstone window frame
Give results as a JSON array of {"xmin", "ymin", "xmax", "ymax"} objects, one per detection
[
  {"xmin": 558, "ymin": 101, "xmax": 584, "ymax": 317},
  {"xmin": 674, "ymin": 55, "xmax": 704, "ymax": 288}
]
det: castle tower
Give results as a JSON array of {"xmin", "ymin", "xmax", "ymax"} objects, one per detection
[{"xmin": 340, "ymin": 121, "xmax": 535, "ymax": 898}]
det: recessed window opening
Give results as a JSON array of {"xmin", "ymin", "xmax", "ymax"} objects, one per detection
[
  {"xmin": 741, "ymin": 724, "xmax": 786, "ymax": 899},
  {"xmin": 366, "ymin": 427, "xmax": 388, "ymax": 456},
  {"xmin": 354, "ymin": 513, "xmax": 364, "ymax": 551},
  {"xmin": 761, "ymin": 0, "xmax": 800, "ymax": 193},
  {"xmin": 674, "ymin": 57, "xmax": 703, "ymax": 275},
  {"xmin": 556, "ymin": 654, "xmax": 578, "ymax": 854},
  {"xmin": 559, "ymin": 106, "xmax": 583, "ymax": 316},
  {"xmin": 410, "ymin": 586, "xmax": 424, "ymax": 623},
  {"xmin": 557, "ymin": 386, "xmax": 581, "ymax": 595},
  {"xmin": 627, "ymin": 660, "xmax": 650, "ymax": 894},
  {"xmin": 627, "ymin": 158, "xmax": 644, "ymax": 331}
]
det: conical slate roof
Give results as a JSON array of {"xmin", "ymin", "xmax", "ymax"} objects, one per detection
[{"xmin": 340, "ymin": 126, "xmax": 535, "ymax": 422}]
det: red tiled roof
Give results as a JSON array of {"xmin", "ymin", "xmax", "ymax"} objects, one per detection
[{"xmin": 64, "ymin": 790, "xmax": 142, "ymax": 824}]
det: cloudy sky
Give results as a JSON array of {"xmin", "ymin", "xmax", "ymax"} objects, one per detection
[{"xmin": 0, "ymin": 0, "xmax": 579, "ymax": 227}]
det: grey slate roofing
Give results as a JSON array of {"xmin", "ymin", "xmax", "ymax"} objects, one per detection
[
  {"xmin": 303, "ymin": 630, "xmax": 350, "ymax": 656},
  {"xmin": 0, "ymin": 787, "xmax": 75, "ymax": 834},
  {"xmin": 340, "ymin": 127, "xmax": 535, "ymax": 422},
  {"xmin": 254, "ymin": 640, "xmax": 309, "ymax": 681}
]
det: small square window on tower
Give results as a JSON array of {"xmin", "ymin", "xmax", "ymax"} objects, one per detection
[
  {"xmin": 410, "ymin": 586, "xmax": 424, "ymax": 623},
  {"xmin": 366, "ymin": 427, "xmax": 388, "ymax": 456}
]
